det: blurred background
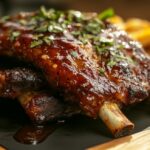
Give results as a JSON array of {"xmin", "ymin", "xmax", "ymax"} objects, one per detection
[{"xmin": 0, "ymin": 0, "xmax": 150, "ymax": 19}]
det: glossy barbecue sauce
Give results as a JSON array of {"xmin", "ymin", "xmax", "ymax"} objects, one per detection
[
  {"xmin": 0, "ymin": 7, "xmax": 149, "ymax": 118},
  {"xmin": 14, "ymin": 121, "xmax": 64, "ymax": 145}
]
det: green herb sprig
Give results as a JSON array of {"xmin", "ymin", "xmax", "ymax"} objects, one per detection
[
  {"xmin": 10, "ymin": 31, "xmax": 21, "ymax": 41},
  {"xmin": 98, "ymin": 8, "xmax": 115, "ymax": 20}
]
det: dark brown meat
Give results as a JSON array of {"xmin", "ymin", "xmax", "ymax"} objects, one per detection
[
  {"xmin": 19, "ymin": 91, "xmax": 81, "ymax": 124},
  {"xmin": 0, "ymin": 8, "xmax": 149, "ymax": 119},
  {"xmin": 0, "ymin": 68, "xmax": 80, "ymax": 123},
  {"xmin": 0, "ymin": 68, "xmax": 45, "ymax": 98}
]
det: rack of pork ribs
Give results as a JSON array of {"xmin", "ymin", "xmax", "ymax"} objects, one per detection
[{"xmin": 0, "ymin": 7, "xmax": 149, "ymax": 137}]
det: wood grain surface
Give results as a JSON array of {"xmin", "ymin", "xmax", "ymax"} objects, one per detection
[{"xmin": 88, "ymin": 129, "xmax": 150, "ymax": 150}]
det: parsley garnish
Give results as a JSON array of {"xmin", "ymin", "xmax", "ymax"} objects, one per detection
[
  {"xmin": 10, "ymin": 31, "xmax": 20, "ymax": 41},
  {"xmin": 3, "ymin": 7, "xmax": 135, "ymax": 70},
  {"xmin": 98, "ymin": 8, "xmax": 115, "ymax": 20},
  {"xmin": 100, "ymin": 37, "xmax": 114, "ymax": 46},
  {"xmin": 71, "ymin": 51, "xmax": 78, "ymax": 58},
  {"xmin": 35, "ymin": 25, "xmax": 48, "ymax": 32},
  {"xmin": 95, "ymin": 46, "xmax": 107, "ymax": 53},
  {"xmin": 40, "ymin": 6, "xmax": 48, "ymax": 18},
  {"xmin": 19, "ymin": 19, "xmax": 27, "ymax": 25},
  {"xmin": 30, "ymin": 40, "xmax": 43, "ymax": 48},
  {"xmin": 85, "ymin": 19, "xmax": 102, "ymax": 34},
  {"xmin": 48, "ymin": 24, "xmax": 63, "ymax": 33},
  {"xmin": 68, "ymin": 10, "xmax": 83, "ymax": 22},
  {"xmin": 40, "ymin": 6, "xmax": 60, "ymax": 20},
  {"xmin": 99, "ymin": 68, "xmax": 105, "ymax": 75},
  {"xmin": 0, "ymin": 16, "xmax": 10, "ymax": 23},
  {"xmin": 107, "ymin": 60, "xmax": 116, "ymax": 67},
  {"xmin": 43, "ymin": 35, "xmax": 54, "ymax": 45}
]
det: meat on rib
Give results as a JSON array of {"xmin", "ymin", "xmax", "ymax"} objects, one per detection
[{"xmin": 0, "ymin": 8, "xmax": 149, "ymax": 136}]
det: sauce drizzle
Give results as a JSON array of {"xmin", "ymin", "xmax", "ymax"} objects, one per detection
[{"xmin": 14, "ymin": 122, "xmax": 63, "ymax": 145}]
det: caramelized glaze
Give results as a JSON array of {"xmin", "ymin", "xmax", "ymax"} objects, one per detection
[{"xmin": 0, "ymin": 8, "xmax": 149, "ymax": 118}]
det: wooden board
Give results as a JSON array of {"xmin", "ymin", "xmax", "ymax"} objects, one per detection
[{"xmin": 88, "ymin": 129, "xmax": 150, "ymax": 150}]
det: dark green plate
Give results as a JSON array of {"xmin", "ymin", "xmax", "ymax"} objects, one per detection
[{"xmin": 0, "ymin": 99, "xmax": 149, "ymax": 150}]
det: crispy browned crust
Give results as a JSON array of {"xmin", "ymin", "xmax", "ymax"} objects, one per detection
[
  {"xmin": 0, "ymin": 68, "xmax": 45, "ymax": 98},
  {"xmin": 0, "ymin": 68, "xmax": 80, "ymax": 123},
  {"xmin": 19, "ymin": 91, "xmax": 81, "ymax": 124}
]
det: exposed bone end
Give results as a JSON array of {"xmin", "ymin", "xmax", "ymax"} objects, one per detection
[{"xmin": 99, "ymin": 102, "xmax": 134, "ymax": 137}]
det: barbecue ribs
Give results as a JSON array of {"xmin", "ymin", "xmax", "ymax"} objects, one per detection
[
  {"xmin": 0, "ymin": 68, "xmax": 80, "ymax": 123},
  {"xmin": 0, "ymin": 8, "xmax": 149, "ymax": 136},
  {"xmin": 0, "ymin": 68, "xmax": 44, "ymax": 98}
]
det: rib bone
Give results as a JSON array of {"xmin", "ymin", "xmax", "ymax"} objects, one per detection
[{"xmin": 99, "ymin": 102, "xmax": 134, "ymax": 137}]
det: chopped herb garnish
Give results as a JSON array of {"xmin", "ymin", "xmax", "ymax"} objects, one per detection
[
  {"xmin": 47, "ymin": 25, "xmax": 53, "ymax": 32},
  {"xmin": 5, "ymin": 7, "xmax": 131, "ymax": 68},
  {"xmin": 111, "ymin": 53, "xmax": 135, "ymax": 65},
  {"xmin": 98, "ymin": 8, "xmax": 115, "ymax": 20},
  {"xmin": 71, "ymin": 51, "xmax": 78, "ymax": 58},
  {"xmin": 40, "ymin": 6, "xmax": 48, "ymax": 18},
  {"xmin": 71, "ymin": 31, "xmax": 81, "ymax": 36},
  {"xmin": 95, "ymin": 46, "xmax": 107, "ymax": 53},
  {"xmin": 30, "ymin": 40, "xmax": 43, "ymax": 48},
  {"xmin": 107, "ymin": 60, "xmax": 116, "ymax": 67},
  {"xmin": 43, "ymin": 35, "xmax": 54, "ymax": 45},
  {"xmin": 32, "ymin": 34, "xmax": 44, "ymax": 40},
  {"xmin": 99, "ymin": 68, "xmax": 105, "ymax": 75},
  {"xmin": 79, "ymin": 36, "xmax": 89, "ymax": 45},
  {"xmin": 48, "ymin": 24, "xmax": 63, "ymax": 33},
  {"xmin": 68, "ymin": 10, "xmax": 83, "ymax": 22},
  {"xmin": 35, "ymin": 25, "xmax": 48, "ymax": 32},
  {"xmin": 126, "ymin": 57, "xmax": 135, "ymax": 64},
  {"xmin": 10, "ymin": 31, "xmax": 20, "ymax": 41},
  {"xmin": 100, "ymin": 37, "xmax": 114, "ymax": 46},
  {"xmin": 70, "ymin": 10, "xmax": 82, "ymax": 18},
  {"xmin": 0, "ymin": 16, "xmax": 10, "ymax": 22},
  {"xmin": 53, "ymin": 26, "xmax": 63, "ymax": 32},
  {"xmin": 85, "ymin": 19, "xmax": 102, "ymax": 34},
  {"xmin": 117, "ymin": 44, "xmax": 125, "ymax": 49},
  {"xmin": 43, "ymin": 37, "xmax": 51, "ymax": 45},
  {"xmin": 40, "ymin": 6, "xmax": 59, "ymax": 20},
  {"xmin": 19, "ymin": 19, "xmax": 27, "ymax": 25}
]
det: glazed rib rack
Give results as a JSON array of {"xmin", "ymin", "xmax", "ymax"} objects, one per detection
[{"xmin": 0, "ymin": 7, "xmax": 149, "ymax": 137}]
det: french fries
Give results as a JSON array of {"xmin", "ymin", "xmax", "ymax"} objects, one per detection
[{"xmin": 109, "ymin": 16, "xmax": 150, "ymax": 50}]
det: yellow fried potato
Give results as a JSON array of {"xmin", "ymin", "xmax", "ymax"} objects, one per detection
[
  {"xmin": 125, "ymin": 18, "xmax": 150, "ymax": 32},
  {"xmin": 108, "ymin": 16, "xmax": 125, "ymax": 30}
]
